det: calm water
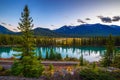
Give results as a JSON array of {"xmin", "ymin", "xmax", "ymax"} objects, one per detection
[{"xmin": 0, "ymin": 46, "xmax": 119, "ymax": 62}]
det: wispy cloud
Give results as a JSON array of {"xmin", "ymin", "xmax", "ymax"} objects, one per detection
[
  {"xmin": 1, "ymin": 22, "xmax": 7, "ymax": 25},
  {"xmin": 112, "ymin": 16, "xmax": 120, "ymax": 22},
  {"xmin": 77, "ymin": 19, "xmax": 87, "ymax": 24},
  {"xmin": 51, "ymin": 25, "xmax": 54, "ymax": 27},
  {"xmin": 97, "ymin": 16, "xmax": 112, "ymax": 23},
  {"xmin": 8, "ymin": 24, "xmax": 12, "ymax": 26},
  {"xmin": 97, "ymin": 16, "xmax": 120, "ymax": 23},
  {"xmin": 85, "ymin": 18, "xmax": 91, "ymax": 20}
]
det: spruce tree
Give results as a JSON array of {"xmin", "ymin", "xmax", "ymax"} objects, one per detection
[
  {"xmin": 102, "ymin": 35, "xmax": 115, "ymax": 67},
  {"xmin": 80, "ymin": 54, "xmax": 84, "ymax": 66},
  {"xmin": 11, "ymin": 5, "xmax": 44, "ymax": 78}
]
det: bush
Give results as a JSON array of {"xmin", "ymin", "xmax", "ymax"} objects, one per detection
[
  {"xmin": 0, "ymin": 65, "xmax": 3, "ymax": 71},
  {"xmin": 64, "ymin": 57, "xmax": 78, "ymax": 61},
  {"xmin": 112, "ymin": 54, "xmax": 120, "ymax": 68},
  {"xmin": 11, "ymin": 61, "xmax": 23, "ymax": 76},
  {"xmin": 79, "ymin": 68, "xmax": 116, "ymax": 80},
  {"xmin": 11, "ymin": 57, "xmax": 45, "ymax": 78},
  {"xmin": 49, "ymin": 64, "xmax": 54, "ymax": 71},
  {"xmin": 4, "ymin": 69, "xmax": 11, "ymax": 76}
]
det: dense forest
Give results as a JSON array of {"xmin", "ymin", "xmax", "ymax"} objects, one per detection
[{"xmin": 0, "ymin": 34, "xmax": 120, "ymax": 47}]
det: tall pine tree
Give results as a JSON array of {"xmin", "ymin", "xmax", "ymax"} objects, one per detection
[{"xmin": 11, "ymin": 5, "xmax": 44, "ymax": 78}]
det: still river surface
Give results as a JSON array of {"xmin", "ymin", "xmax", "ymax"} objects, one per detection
[{"xmin": 0, "ymin": 46, "xmax": 119, "ymax": 62}]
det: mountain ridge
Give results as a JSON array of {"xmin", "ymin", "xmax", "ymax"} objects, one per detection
[
  {"xmin": 0, "ymin": 23, "xmax": 120, "ymax": 37},
  {"xmin": 54, "ymin": 23, "xmax": 120, "ymax": 37}
]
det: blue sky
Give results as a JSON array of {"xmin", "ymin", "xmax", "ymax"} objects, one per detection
[{"xmin": 0, "ymin": 0, "xmax": 120, "ymax": 31}]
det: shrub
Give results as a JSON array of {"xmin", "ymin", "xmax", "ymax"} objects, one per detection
[
  {"xmin": 11, "ymin": 57, "xmax": 45, "ymax": 78},
  {"xmin": 0, "ymin": 65, "xmax": 3, "ymax": 71},
  {"xmin": 11, "ymin": 61, "xmax": 23, "ymax": 76},
  {"xmin": 49, "ymin": 64, "xmax": 54, "ymax": 71},
  {"xmin": 79, "ymin": 54, "xmax": 83, "ymax": 66},
  {"xmin": 79, "ymin": 68, "xmax": 115, "ymax": 80},
  {"xmin": 112, "ymin": 54, "xmax": 120, "ymax": 68},
  {"xmin": 92, "ymin": 62, "xmax": 96, "ymax": 69}
]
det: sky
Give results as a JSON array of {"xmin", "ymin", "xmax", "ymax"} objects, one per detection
[{"xmin": 0, "ymin": 0, "xmax": 120, "ymax": 31}]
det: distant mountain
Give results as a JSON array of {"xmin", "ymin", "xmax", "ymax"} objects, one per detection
[
  {"xmin": 33, "ymin": 27, "xmax": 60, "ymax": 37},
  {"xmin": 0, "ymin": 25, "xmax": 15, "ymax": 34},
  {"xmin": 0, "ymin": 23, "xmax": 120, "ymax": 37},
  {"xmin": 54, "ymin": 23, "xmax": 120, "ymax": 37}
]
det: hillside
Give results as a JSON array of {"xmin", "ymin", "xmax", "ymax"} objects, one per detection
[
  {"xmin": 54, "ymin": 23, "xmax": 120, "ymax": 37},
  {"xmin": 0, "ymin": 23, "xmax": 120, "ymax": 37},
  {"xmin": 0, "ymin": 25, "xmax": 15, "ymax": 34}
]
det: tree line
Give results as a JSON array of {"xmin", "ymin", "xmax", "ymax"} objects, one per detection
[{"xmin": 0, "ymin": 34, "xmax": 120, "ymax": 47}]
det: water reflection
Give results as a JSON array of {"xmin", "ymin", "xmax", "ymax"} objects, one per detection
[{"xmin": 0, "ymin": 46, "xmax": 119, "ymax": 62}]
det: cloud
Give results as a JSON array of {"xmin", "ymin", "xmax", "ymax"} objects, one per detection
[
  {"xmin": 51, "ymin": 25, "xmax": 54, "ymax": 26},
  {"xmin": 98, "ymin": 16, "xmax": 120, "ymax": 23},
  {"xmin": 97, "ymin": 16, "xmax": 112, "ymax": 23},
  {"xmin": 1, "ymin": 22, "xmax": 7, "ymax": 25},
  {"xmin": 51, "ymin": 25, "xmax": 57, "ymax": 27},
  {"xmin": 8, "ymin": 24, "xmax": 12, "ymax": 26},
  {"xmin": 77, "ymin": 19, "xmax": 87, "ymax": 23},
  {"xmin": 112, "ymin": 16, "xmax": 120, "ymax": 21},
  {"xmin": 85, "ymin": 18, "xmax": 91, "ymax": 20}
]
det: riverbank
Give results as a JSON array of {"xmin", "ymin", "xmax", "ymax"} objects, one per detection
[{"xmin": 0, "ymin": 60, "xmax": 120, "ymax": 80}]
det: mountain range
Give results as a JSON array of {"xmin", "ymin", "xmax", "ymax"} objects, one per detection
[
  {"xmin": 0, "ymin": 23, "xmax": 120, "ymax": 37},
  {"xmin": 0, "ymin": 25, "xmax": 15, "ymax": 34}
]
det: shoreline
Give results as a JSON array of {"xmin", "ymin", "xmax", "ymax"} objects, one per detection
[{"xmin": 0, "ymin": 44, "xmax": 120, "ymax": 47}]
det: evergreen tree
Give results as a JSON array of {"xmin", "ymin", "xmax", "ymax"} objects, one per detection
[
  {"xmin": 80, "ymin": 54, "xmax": 84, "ymax": 66},
  {"xmin": 11, "ymin": 5, "xmax": 44, "ymax": 78},
  {"xmin": 102, "ymin": 35, "xmax": 115, "ymax": 67}
]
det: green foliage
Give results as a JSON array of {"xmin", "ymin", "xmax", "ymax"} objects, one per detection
[
  {"xmin": 79, "ymin": 68, "xmax": 116, "ymax": 80},
  {"xmin": 64, "ymin": 54, "xmax": 78, "ymax": 61},
  {"xmin": 12, "ymin": 57, "xmax": 45, "ymax": 77},
  {"xmin": 11, "ymin": 61, "xmax": 23, "ymax": 76},
  {"xmin": 22, "ymin": 56, "xmax": 44, "ymax": 77},
  {"xmin": 80, "ymin": 54, "xmax": 84, "ymax": 66},
  {"xmin": 0, "ymin": 65, "xmax": 3, "ymax": 71},
  {"xmin": 112, "ymin": 53, "xmax": 120, "ymax": 68},
  {"xmin": 102, "ymin": 35, "xmax": 115, "ymax": 67},
  {"xmin": 0, "ymin": 35, "xmax": 120, "ymax": 47},
  {"xmin": 49, "ymin": 64, "xmax": 54, "ymax": 71},
  {"xmin": 92, "ymin": 62, "xmax": 96, "ymax": 69},
  {"xmin": 11, "ymin": 5, "xmax": 44, "ymax": 78}
]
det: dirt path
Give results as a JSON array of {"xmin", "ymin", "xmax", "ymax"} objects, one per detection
[{"xmin": 0, "ymin": 60, "xmax": 79, "ymax": 69}]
